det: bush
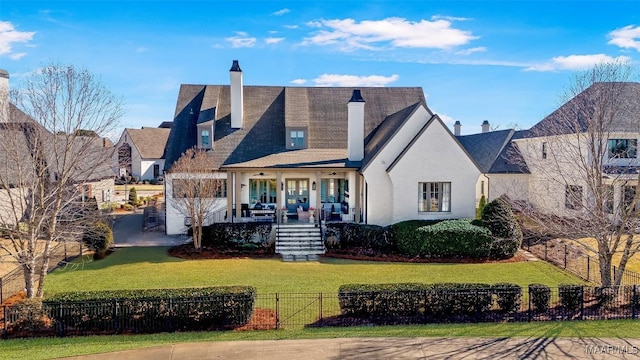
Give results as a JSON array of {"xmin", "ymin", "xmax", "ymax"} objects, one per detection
[
  {"xmin": 45, "ymin": 286, "xmax": 256, "ymax": 332},
  {"xmin": 131, "ymin": 176, "xmax": 140, "ymax": 184},
  {"xmin": 128, "ymin": 187, "xmax": 138, "ymax": 205},
  {"xmin": 82, "ymin": 221, "xmax": 113, "ymax": 259},
  {"xmin": 200, "ymin": 223, "xmax": 273, "ymax": 252},
  {"xmin": 392, "ymin": 220, "xmax": 443, "ymax": 256},
  {"xmin": 476, "ymin": 195, "xmax": 487, "ymax": 219},
  {"xmin": 529, "ymin": 284, "xmax": 550, "ymax": 313},
  {"xmin": 559, "ymin": 284, "xmax": 583, "ymax": 312},
  {"xmin": 481, "ymin": 195, "xmax": 523, "ymax": 259},
  {"xmin": 491, "ymin": 283, "xmax": 522, "ymax": 313},
  {"xmin": 325, "ymin": 223, "xmax": 392, "ymax": 252},
  {"xmin": 338, "ymin": 282, "xmax": 493, "ymax": 320},
  {"xmin": 414, "ymin": 219, "xmax": 492, "ymax": 258},
  {"xmin": 6, "ymin": 298, "xmax": 52, "ymax": 335}
]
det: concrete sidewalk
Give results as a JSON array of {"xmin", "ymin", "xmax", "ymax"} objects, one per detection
[{"xmin": 61, "ymin": 337, "xmax": 640, "ymax": 359}]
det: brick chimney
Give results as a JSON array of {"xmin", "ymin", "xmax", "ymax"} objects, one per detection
[
  {"xmin": 481, "ymin": 120, "xmax": 490, "ymax": 133},
  {"xmin": 348, "ymin": 89, "xmax": 365, "ymax": 161},
  {"xmin": 454, "ymin": 120, "xmax": 461, "ymax": 136},
  {"xmin": 0, "ymin": 69, "xmax": 8, "ymax": 123},
  {"xmin": 230, "ymin": 60, "xmax": 243, "ymax": 129}
]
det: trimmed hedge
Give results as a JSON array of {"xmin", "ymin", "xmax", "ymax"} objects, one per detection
[
  {"xmin": 44, "ymin": 286, "xmax": 256, "ymax": 332},
  {"xmin": 491, "ymin": 283, "xmax": 522, "ymax": 313},
  {"xmin": 391, "ymin": 220, "xmax": 443, "ymax": 256},
  {"xmin": 414, "ymin": 220, "xmax": 493, "ymax": 258},
  {"xmin": 559, "ymin": 284, "xmax": 583, "ymax": 312},
  {"xmin": 324, "ymin": 223, "xmax": 392, "ymax": 252},
  {"xmin": 338, "ymin": 282, "xmax": 496, "ymax": 320},
  {"xmin": 199, "ymin": 223, "xmax": 273, "ymax": 252},
  {"xmin": 529, "ymin": 284, "xmax": 551, "ymax": 313}
]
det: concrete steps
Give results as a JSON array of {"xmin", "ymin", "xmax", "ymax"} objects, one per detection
[{"xmin": 276, "ymin": 224, "xmax": 325, "ymax": 261}]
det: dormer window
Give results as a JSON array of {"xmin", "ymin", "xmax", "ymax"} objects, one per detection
[
  {"xmin": 287, "ymin": 128, "xmax": 307, "ymax": 149},
  {"xmin": 201, "ymin": 130, "xmax": 210, "ymax": 147}
]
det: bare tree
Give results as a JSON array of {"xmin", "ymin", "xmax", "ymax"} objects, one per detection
[
  {"xmin": 513, "ymin": 61, "xmax": 640, "ymax": 287},
  {"xmin": 0, "ymin": 64, "xmax": 123, "ymax": 298},
  {"xmin": 168, "ymin": 147, "xmax": 225, "ymax": 250}
]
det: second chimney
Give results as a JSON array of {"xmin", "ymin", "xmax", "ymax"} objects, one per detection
[
  {"xmin": 348, "ymin": 90, "xmax": 365, "ymax": 162},
  {"xmin": 454, "ymin": 121, "xmax": 461, "ymax": 136},
  {"xmin": 230, "ymin": 60, "xmax": 243, "ymax": 129},
  {"xmin": 0, "ymin": 69, "xmax": 8, "ymax": 123},
  {"xmin": 481, "ymin": 120, "xmax": 490, "ymax": 133}
]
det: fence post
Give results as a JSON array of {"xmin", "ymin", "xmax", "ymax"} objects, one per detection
[
  {"xmin": 579, "ymin": 286, "xmax": 584, "ymax": 321},
  {"xmin": 544, "ymin": 241, "xmax": 547, "ymax": 260},
  {"xmin": 168, "ymin": 298, "xmax": 174, "ymax": 333},
  {"xmin": 319, "ymin": 293, "xmax": 323, "ymax": 324},
  {"xmin": 0, "ymin": 277, "xmax": 3, "ymax": 304},
  {"xmin": 275, "ymin": 293, "xmax": 280, "ymax": 330},
  {"xmin": 113, "ymin": 299, "xmax": 119, "ymax": 333},
  {"xmin": 587, "ymin": 257, "xmax": 590, "ymax": 282},
  {"xmin": 632, "ymin": 285, "xmax": 638, "ymax": 319},
  {"xmin": 564, "ymin": 244, "xmax": 568, "ymax": 269},
  {"xmin": 527, "ymin": 286, "xmax": 532, "ymax": 322},
  {"xmin": 3, "ymin": 305, "xmax": 7, "ymax": 333}
]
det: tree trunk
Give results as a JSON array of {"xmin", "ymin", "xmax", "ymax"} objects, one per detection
[
  {"xmin": 23, "ymin": 261, "xmax": 36, "ymax": 299},
  {"xmin": 598, "ymin": 253, "xmax": 613, "ymax": 287}
]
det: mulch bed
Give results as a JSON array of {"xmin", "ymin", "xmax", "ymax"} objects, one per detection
[
  {"xmin": 167, "ymin": 244, "xmax": 530, "ymax": 264},
  {"xmin": 235, "ymin": 308, "xmax": 277, "ymax": 331}
]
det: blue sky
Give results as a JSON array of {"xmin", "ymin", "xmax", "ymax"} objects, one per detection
[{"xmin": 1, "ymin": 1, "xmax": 640, "ymax": 139}]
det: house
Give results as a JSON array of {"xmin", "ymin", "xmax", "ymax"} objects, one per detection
[
  {"xmin": 0, "ymin": 69, "xmax": 115, "ymax": 227},
  {"xmin": 163, "ymin": 60, "xmax": 482, "ymax": 235},
  {"xmin": 458, "ymin": 82, "xmax": 640, "ymax": 216},
  {"xmin": 113, "ymin": 126, "xmax": 171, "ymax": 181}
]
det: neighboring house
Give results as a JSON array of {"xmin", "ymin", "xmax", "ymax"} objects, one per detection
[
  {"xmin": 113, "ymin": 126, "xmax": 170, "ymax": 181},
  {"xmin": 163, "ymin": 60, "xmax": 481, "ymax": 235},
  {"xmin": 0, "ymin": 69, "xmax": 115, "ymax": 227},
  {"xmin": 458, "ymin": 82, "xmax": 640, "ymax": 216}
]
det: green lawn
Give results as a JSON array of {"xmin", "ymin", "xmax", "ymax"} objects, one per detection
[
  {"xmin": 45, "ymin": 247, "xmax": 582, "ymax": 296},
  {"xmin": 1, "ymin": 320, "xmax": 639, "ymax": 360}
]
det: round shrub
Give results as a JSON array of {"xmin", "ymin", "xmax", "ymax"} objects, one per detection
[
  {"xmin": 392, "ymin": 220, "xmax": 443, "ymax": 257},
  {"xmin": 128, "ymin": 187, "xmax": 138, "ymax": 205},
  {"xmin": 82, "ymin": 221, "xmax": 114, "ymax": 259},
  {"xmin": 529, "ymin": 284, "xmax": 550, "ymax": 313},
  {"xmin": 481, "ymin": 195, "xmax": 523, "ymax": 259},
  {"xmin": 414, "ymin": 219, "xmax": 492, "ymax": 258}
]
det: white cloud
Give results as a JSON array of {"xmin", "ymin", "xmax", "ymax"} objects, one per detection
[
  {"xmin": 9, "ymin": 52, "xmax": 26, "ymax": 60},
  {"xmin": 608, "ymin": 25, "xmax": 640, "ymax": 51},
  {"xmin": 284, "ymin": 25, "xmax": 299, "ymax": 29},
  {"xmin": 0, "ymin": 21, "xmax": 35, "ymax": 57},
  {"xmin": 266, "ymin": 37, "xmax": 285, "ymax": 44},
  {"xmin": 273, "ymin": 8, "xmax": 290, "ymax": 16},
  {"xmin": 312, "ymin": 73, "xmax": 399, "ymax": 87},
  {"xmin": 455, "ymin": 46, "xmax": 486, "ymax": 55},
  {"xmin": 225, "ymin": 32, "xmax": 257, "ymax": 48},
  {"xmin": 435, "ymin": 112, "xmax": 457, "ymax": 126},
  {"xmin": 431, "ymin": 15, "xmax": 471, "ymax": 22},
  {"xmin": 525, "ymin": 54, "xmax": 631, "ymax": 72},
  {"xmin": 302, "ymin": 17, "xmax": 477, "ymax": 51},
  {"xmin": 290, "ymin": 78, "xmax": 307, "ymax": 85}
]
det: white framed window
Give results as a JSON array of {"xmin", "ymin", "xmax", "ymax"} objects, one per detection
[
  {"xmin": 201, "ymin": 130, "xmax": 210, "ymax": 147},
  {"xmin": 290, "ymin": 130, "xmax": 304, "ymax": 148},
  {"xmin": 419, "ymin": 182, "xmax": 451, "ymax": 212},
  {"xmin": 608, "ymin": 139, "xmax": 637, "ymax": 159},
  {"xmin": 565, "ymin": 185, "xmax": 583, "ymax": 210},
  {"xmin": 542, "ymin": 142, "xmax": 548, "ymax": 159}
]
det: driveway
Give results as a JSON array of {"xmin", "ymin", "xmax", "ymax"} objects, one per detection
[
  {"xmin": 60, "ymin": 337, "xmax": 640, "ymax": 359},
  {"xmin": 112, "ymin": 208, "xmax": 189, "ymax": 247}
]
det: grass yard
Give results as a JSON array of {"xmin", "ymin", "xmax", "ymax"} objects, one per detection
[
  {"xmin": 1, "ymin": 320, "xmax": 639, "ymax": 360},
  {"xmin": 569, "ymin": 236, "xmax": 640, "ymax": 274},
  {"xmin": 45, "ymin": 247, "xmax": 583, "ymax": 296}
]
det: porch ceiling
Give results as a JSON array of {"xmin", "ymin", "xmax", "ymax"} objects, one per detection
[{"xmin": 221, "ymin": 148, "xmax": 360, "ymax": 169}]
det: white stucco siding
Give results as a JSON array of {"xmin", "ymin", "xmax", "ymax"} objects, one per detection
[
  {"xmin": 140, "ymin": 159, "xmax": 164, "ymax": 180},
  {"xmin": 363, "ymin": 107, "xmax": 480, "ymax": 226},
  {"xmin": 88, "ymin": 178, "xmax": 115, "ymax": 208},
  {"xmin": 165, "ymin": 172, "xmax": 227, "ymax": 235},
  {"xmin": 486, "ymin": 174, "xmax": 529, "ymax": 202},
  {"xmin": 0, "ymin": 188, "xmax": 26, "ymax": 227}
]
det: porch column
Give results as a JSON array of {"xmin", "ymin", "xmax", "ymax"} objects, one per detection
[
  {"xmin": 235, "ymin": 172, "xmax": 242, "ymax": 218},
  {"xmin": 355, "ymin": 173, "xmax": 362, "ymax": 222},
  {"xmin": 226, "ymin": 172, "xmax": 233, "ymax": 221},
  {"xmin": 315, "ymin": 171, "xmax": 322, "ymax": 216},
  {"xmin": 276, "ymin": 171, "xmax": 282, "ymax": 208}
]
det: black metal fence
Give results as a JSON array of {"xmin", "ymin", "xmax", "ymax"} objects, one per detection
[
  {"xmin": 0, "ymin": 241, "xmax": 85, "ymax": 304},
  {"xmin": 525, "ymin": 238, "xmax": 640, "ymax": 285},
  {"xmin": 2, "ymin": 286, "xmax": 639, "ymax": 338}
]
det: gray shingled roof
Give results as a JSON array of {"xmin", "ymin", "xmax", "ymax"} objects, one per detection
[
  {"xmin": 164, "ymin": 85, "xmax": 427, "ymax": 171},
  {"xmin": 457, "ymin": 129, "xmax": 530, "ymax": 174},
  {"xmin": 529, "ymin": 82, "xmax": 640, "ymax": 137},
  {"xmin": 127, "ymin": 127, "xmax": 170, "ymax": 159}
]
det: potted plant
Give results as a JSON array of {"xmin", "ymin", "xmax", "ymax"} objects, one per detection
[
  {"xmin": 281, "ymin": 206, "xmax": 288, "ymax": 223},
  {"xmin": 308, "ymin": 206, "xmax": 315, "ymax": 223}
]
